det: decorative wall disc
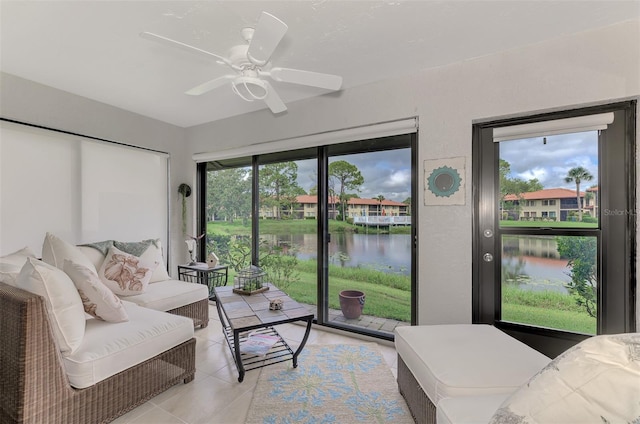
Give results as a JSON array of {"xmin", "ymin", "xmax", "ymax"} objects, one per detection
[
  {"xmin": 427, "ymin": 166, "xmax": 462, "ymax": 197},
  {"xmin": 424, "ymin": 157, "xmax": 466, "ymax": 205}
]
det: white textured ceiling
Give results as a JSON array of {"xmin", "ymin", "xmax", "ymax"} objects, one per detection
[{"xmin": 1, "ymin": 1, "xmax": 639, "ymax": 127}]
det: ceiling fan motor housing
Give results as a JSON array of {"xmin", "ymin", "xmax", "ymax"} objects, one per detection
[{"xmin": 228, "ymin": 44, "xmax": 254, "ymax": 68}]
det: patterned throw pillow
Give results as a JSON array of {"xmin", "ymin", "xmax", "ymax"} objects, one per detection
[
  {"xmin": 114, "ymin": 239, "xmax": 170, "ymax": 282},
  {"xmin": 98, "ymin": 246, "xmax": 158, "ymax": 296},
  {"xmin": 63, "ymin": 260, "xmax": 128, "ymax": 322}
]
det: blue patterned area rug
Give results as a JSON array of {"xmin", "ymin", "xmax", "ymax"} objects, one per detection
[{"xmin": 244, "ymin": 343, "xmax": 414, "ymax": 424}]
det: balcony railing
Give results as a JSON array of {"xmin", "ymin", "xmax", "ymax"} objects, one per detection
[{"xmin": 352, "ymin": 216, "xmax": 411, "ymax": 226}]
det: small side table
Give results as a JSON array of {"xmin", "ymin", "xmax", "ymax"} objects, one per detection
[{"xmin": 178, "ymin": 264, "xmax": 228, "ymax": 300}]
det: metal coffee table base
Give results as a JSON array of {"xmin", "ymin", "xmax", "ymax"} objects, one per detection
[
  {"xmin": 222, "ymin": 318, "xmax": 313, "ymax": 382},
  {"xmin": 213, "ymin": 284, "xmax": 314, "ymax": 382}
]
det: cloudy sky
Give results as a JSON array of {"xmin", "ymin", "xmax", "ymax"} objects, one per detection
[
  {"xmin": 500, "ymin": 130, "xmax": 599, "ymax": 190},
  {"xmin": 295, "ymin": 148, "xmax": 412, "ymax": 202},
  {"xmin": 292, "ymin": 130, "xmax": 597, "ymax": 202}
]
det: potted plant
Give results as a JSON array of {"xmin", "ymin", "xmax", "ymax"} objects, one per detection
[{"xmin": 339, "ymin": 290, "xmax": 366, "ymax": 319}]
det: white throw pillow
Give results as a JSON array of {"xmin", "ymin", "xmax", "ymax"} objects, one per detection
[
  {"xmin": 42, "ymin": 232, "xmax": 97, "ymax": 273},
  {"xmin": 77, "ymin": 245, "xmax": 107, "ymax": 271},
  {"xmin": 113, "ymin": 239, "xmax": 170, "ymax": 283},
  {"xmin": 0, "ymin": 247, "xmax": 37, "ymax": 286},
  {"xmin": 98, "ymin": 246, "xmax": 158, "ymax": 296},
  {"xmin": 0, "ymin": 263, "xmax": 22, "ymax": 286},
  {"xmin": 143, "ymin": 239, "xmax": 171, "ymax": 282},
  {"xmin": 17, "ymin": 258, "xmax": 86, "ymax": 353},
  {"xmin": 489, "ymin": 333, "xmax": 640, "ymax": 424},
  {"xmin": 0, "ymin": 246, "xmax": 36, "ymax": 266},
  {"xmin": 63, "ymin": 260, "xmax": 129, "ymax": 323}
]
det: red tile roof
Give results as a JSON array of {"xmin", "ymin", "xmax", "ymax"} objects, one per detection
[
  {"xmin": 295, "ymin": 195, "xmax": 406, "ymax": 207},
  {"xmin": 503, "ymin": 188, "xmax": 584, "ymax": 201}
]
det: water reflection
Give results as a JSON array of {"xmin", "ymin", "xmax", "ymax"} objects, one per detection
[
  {"xmin": 260, "ymin": 233, "xmax": 411, "ymax": 275},
  {"xmin": 502, "ymin": 236, "xmax": 570, "ymax": 293}
]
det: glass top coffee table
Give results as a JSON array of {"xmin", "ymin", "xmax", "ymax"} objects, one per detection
[{"xmin": 213, "ymin": 283, "xmax": 314, "ymax": 382}]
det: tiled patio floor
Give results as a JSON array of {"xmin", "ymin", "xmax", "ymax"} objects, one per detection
[
  {"xmin": 112, "ymin": 303, "xmax": 400, "ymax": 424},
  {"xmin": 301, "ymin": 303, "xmax": 410, "ymax": 335}
]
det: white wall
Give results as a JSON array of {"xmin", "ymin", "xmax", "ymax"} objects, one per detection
[{"xmin": 186, "ymin": 20, "xmax": 640, "ymax": 326}]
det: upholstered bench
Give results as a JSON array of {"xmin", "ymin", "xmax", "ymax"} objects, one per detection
[{"xmin": 394, "ymin": 324, "xmax": 551, "ymax": 424}]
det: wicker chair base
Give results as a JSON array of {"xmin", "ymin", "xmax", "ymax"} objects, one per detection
[
  {"xmin": 1, "ymin": 282, "xmax": 196, "ymax": 424},
  {"xmin": 167, "ymin": 298, "xmax": 209, "ymax": 328},
  {"xmin": 397, "ymin": 354, "xmax": 436, "ymax": 424}
]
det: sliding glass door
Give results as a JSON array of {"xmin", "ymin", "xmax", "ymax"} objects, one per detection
[
  {"xmin": 324, "ymin": 139, "xmax": 413, "ymax": 335},
  {"xmin": 257, "ymin": 151, "xmax": 319, "ymax": 319},
  {"xmin": 200, "ymin": 132, "xmax": 417, "ymax": 340}
]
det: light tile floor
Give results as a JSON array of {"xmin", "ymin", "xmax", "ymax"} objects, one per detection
[{"xmin": 112, "ymin": 303, "xmax": 399, "ymax": 424}]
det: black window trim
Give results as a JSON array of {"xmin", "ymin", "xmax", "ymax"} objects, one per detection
[
  {"xmin": 472, "ymin": 100, "xmax": 636, "ymax": 357},
  {"xmin": 197, "ymin": 133, "xmax": 419, "ymax": 341}
]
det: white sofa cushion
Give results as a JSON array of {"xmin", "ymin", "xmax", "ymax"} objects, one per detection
[
  {"xmin": 42, "ymin": 232, "xmax": 97, "ymax": 272},
  {"xmin": 98, "ymin": 246, "xmax": 158, "ymax": 296},
  {"xmin": 437, "ymin": 394, "xmax": 509, "ymax": 424},
  {"xmin": 394, "ymin": 324, "xmax": 551, "ymax": 404},
  {"xmin": 123, "ymin": 279, "xmax": 208, "ymax": 312},
  {"xmin": 489, "ymin": 333, "xmax": 640, "ymax": 424},
  {"xmin": 63, "ymin": 260, "xmax": 129, "ymax": 323},
  {"xmin": 62, "ymin": 301, "xmax": 194, "ymax": 388},
  {"xmin": 17, "ymin": 258, "xmax": 86, "ymax": 353}
]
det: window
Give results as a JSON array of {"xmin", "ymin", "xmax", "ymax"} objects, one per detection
[
  {"xmin": 473, "ymin": 102, "xmax": 636, "ymax": 356},
  {"xmin": 198, "ymin": 131, "xmax": 417, "ymax": 341}
]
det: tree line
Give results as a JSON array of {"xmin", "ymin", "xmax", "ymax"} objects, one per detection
[{"xmin": 206, "ymin": 160, "xmax": 410, "ymax": 222}]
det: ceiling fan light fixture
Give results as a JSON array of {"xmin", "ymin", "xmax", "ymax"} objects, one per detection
[{"xmin": 231, "ymin": 76, "xmax": 268, "ymax": 101}]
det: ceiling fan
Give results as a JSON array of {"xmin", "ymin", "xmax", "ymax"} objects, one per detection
[{"xmin": 140, "ymin": 12, "xmax": 343, "ymax": 114}]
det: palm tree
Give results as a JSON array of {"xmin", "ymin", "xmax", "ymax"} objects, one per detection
[
  {"xmin": 374, "ymin": 194, "xmax": 385, "ymax": 216},
  {"xmin": 564, "ymin": 167, "xmax": 593, "ymax": 222}
]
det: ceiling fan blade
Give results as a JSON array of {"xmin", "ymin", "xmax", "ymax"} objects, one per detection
[
  {"xmin": 140, "ymin": 31, "xmax": 233, "ymax": 68},
  {"xmin": 185, "ymin": 75, "xmax": 235, "ymax": 96},
  {"xmin": 262, "ymin": 81, "xmax": 287, "ymax": 114},
  {"xmin": 246, "ymin": 12, "xmax": 288, "ymax": 65},
  {"xmin": 267, "ymin": 67, "xmax": 343, "ymax": 91}
]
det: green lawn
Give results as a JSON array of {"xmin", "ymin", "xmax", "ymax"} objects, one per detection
[
  {"xmin": 501, "ymin": 285, "xmax": 596, "ymax": 334},
  {"xmin": 210, "ymin": 219, "xmax": 595, "ymax": 333},
  {"xmin": 207, "ymin": 219, "xmax": 410, "ymax": 235}
]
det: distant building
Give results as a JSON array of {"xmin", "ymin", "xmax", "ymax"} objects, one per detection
[
  {"xmin": 260, "ymin": 195, "xmax": 408, "ymax": 219},
  {"xmin": 502, "ymin": 187, "xmax": 597, "ymax": 221}
]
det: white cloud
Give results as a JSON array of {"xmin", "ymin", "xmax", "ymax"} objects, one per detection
[{"xmin": 501, "ymin": 130, "xmax": 599, "ymax": 189}]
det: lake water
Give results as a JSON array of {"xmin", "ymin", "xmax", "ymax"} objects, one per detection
[
  {"xmin": 262, "ymin": 232, "xmax": 412, "ymax": 275},
  {"xmin": 502, "ymin": 236, "xmax": 572, "ymax": 293},
  {"xmin": 262, "ymin": 233, "xmax": 573, "ymax": 293}
]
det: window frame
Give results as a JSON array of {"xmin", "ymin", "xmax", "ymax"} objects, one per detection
[
  {"xmin": 472, "ymin": 101, "xmax": 636, "ymax": 357},
  {"xmin": 197, "ymin": 133, "xmax": 418, "ymax": 341}
]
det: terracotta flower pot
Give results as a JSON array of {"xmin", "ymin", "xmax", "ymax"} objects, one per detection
[{"xmin": 339, "ymin": 290, "xmax": 366, "ymax": 319}]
